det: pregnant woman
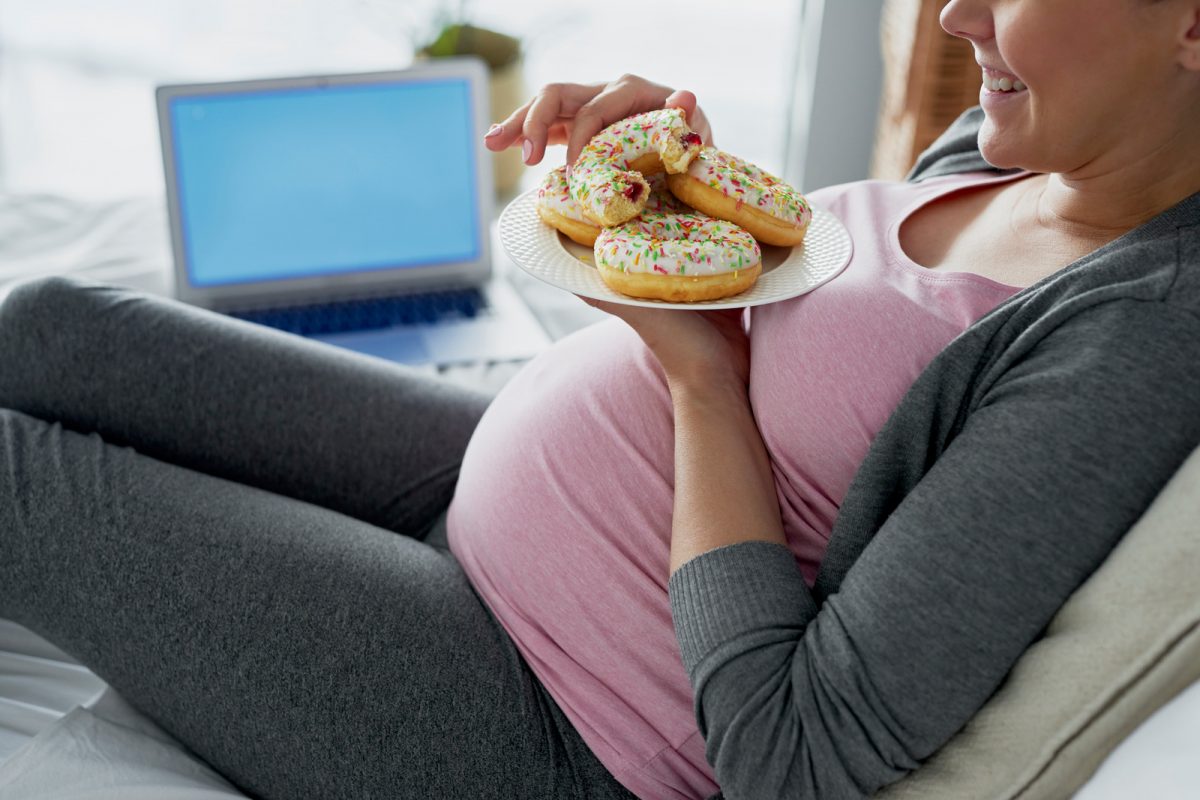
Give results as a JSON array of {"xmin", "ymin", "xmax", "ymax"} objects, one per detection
[{"xmin": 3, "ymin": 0, "xmax": 1199, "ymax": 798}]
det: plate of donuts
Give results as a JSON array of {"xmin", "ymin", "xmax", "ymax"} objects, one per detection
[{"xmin": 498, "ymin": 186, "xmax": 853, "ymax": 310}]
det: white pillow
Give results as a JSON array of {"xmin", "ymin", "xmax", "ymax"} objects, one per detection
[
  {"xmin": 1074, "ymin": 675, "xmax": 1200, "ymax": 798},
  {"xmin": 874, "ymin": 443, "xmax": 1200, "ymax": 799}
]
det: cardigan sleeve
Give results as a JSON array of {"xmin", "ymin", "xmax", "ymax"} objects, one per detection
[{"xmin": 668, "ymin": 299, "xmax": 1200, "ymax": 799}]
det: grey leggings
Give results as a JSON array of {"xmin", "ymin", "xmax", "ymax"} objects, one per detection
[{"xmin": 0, "ymin": 276, "xmax": 638, "ymax": 800}]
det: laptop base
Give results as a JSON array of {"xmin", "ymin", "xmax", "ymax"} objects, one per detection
[{"xmin": 306, "ymin": 277, "xmax": 551, "ymax": 367}]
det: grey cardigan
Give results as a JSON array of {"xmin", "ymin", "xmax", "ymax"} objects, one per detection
[{"xmin": 668, "ymin": 106, "xmax": 1200, "ymax": 800}]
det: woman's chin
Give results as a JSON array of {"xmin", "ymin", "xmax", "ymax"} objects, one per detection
[{"xmin": 977, "ymin": 119, "xmax": 1032, "ymax": 171}]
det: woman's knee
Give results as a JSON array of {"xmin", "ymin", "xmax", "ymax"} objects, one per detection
[
  {"xmin": 0, "ymin": 276, "xmax": 108, "ymax": 409},
  {"xmin": 0, "ymin": 275, "xmax": 96, "ymax": 353},
  {"xmin": 2, "ymin": 274, "xmax": 91, "ymax": 321}
]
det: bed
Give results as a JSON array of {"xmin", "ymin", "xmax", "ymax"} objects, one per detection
[{"xmin": 1, "ymin": 191, "xmax": 1197, "ymax": 799}]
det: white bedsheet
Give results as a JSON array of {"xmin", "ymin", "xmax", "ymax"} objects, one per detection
[
  {"xmin": 0, "ymin": 682, "xmax": 244, "ymax": 799},
  {"xmin": 0, "ymin": 621, "xmax": 244, "ymax": 799},
  {"xmin": 0, "ymin": 193, "xmax": 173, "ymax": 304},
  {"xmin": 0, "ymin": 620, "xmax": 107, "ymax": 765}
]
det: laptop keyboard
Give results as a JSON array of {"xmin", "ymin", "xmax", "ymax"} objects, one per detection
[{"xmin": 227, "ymin": 287, "xmax": 488, "ymax": 335}]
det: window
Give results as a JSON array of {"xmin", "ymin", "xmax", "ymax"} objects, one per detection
[{"xmin": 0, "ymin": 0, "xmax": 798, "ymax": 200}]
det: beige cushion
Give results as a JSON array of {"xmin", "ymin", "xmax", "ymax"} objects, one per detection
[{"xmin": 873, "ymin": 443, "xmax": 1200, "ymax": 799}]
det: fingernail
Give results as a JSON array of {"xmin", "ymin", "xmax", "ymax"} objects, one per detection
[
  {"xmin": 522, "ymin": 139, "xmax": 533, "ymax": 164},
  {"xmin": 565, "ymin": 165, "xmax": 572, "ymax": 179},
  {"xmin": 485, "ymin": 123, "xmax": 502, "ymax": 138}
]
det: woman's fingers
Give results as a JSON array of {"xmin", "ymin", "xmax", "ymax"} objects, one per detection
[
  {"xmin": 663, "ymin": 89, "xmax": 714, "ymax": 147},
  {"xmin": 483, "ymin": 99, "xmax": 532, "ymax": 152},
  {"xmin": 521, "ymin": 86, "xmax": 582, "ymax": 165},
  {"xmin": 564, "ymin": 76, "xmax": 680, "ymax": 168},
  {"xmin": 663, "ymin": 89, "xmax": 697, "ymax": 121},
  {"xmin": 486, "ymin": 76, "xmax": 713, "ymax": 169},
  {"xmin": 485, "ymin": 82, "xmax": 606, "ymax": 163}
]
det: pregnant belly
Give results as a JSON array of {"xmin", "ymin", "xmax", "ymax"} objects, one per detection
[{"xmin": 445, "ymin": 318, "xmax": 705, "ymax": 766}]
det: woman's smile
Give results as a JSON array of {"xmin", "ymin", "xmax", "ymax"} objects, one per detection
[
  {"xmin": 979, "ymin": 64, "xmax": 1029, "ymax": 111},
  {"xmin": 980, "ymin": 66, "xmax": 1027, "ymax": 93}
]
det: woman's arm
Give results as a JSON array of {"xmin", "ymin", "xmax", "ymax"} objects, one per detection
[
  {"xmin": 590, "ymin": 293, "xmax": 1199, "ymax": 796},
  {"xmin": 667, "ymin": 299, "xmax": 1200, "ymax": 798},
  {"xmin": 669, "ymin": 376, "xmax": 787, "ymax": 576}
]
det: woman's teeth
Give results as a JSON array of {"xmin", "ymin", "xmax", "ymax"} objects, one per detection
[{"xmin": 983, "ymin": 74, "xmax": 1027, "ymax": 93}]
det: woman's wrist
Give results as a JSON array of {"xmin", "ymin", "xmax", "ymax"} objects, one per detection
[
  {"xmin": 667, "ymin": 367, "xmax": 749, "ymax": 404},
  {"xmin": 668, "ymin": 366, "xmax": 785, "ymax": 577}
]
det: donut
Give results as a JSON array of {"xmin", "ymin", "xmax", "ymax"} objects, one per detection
[
  {"xmin": 536, "ymin": 169, "xmax": 688, "ymax": 247},
  {"xmin": 594, "ymin": 211, "xmax": 762, "ymax": 302},
  {"xmin": 536, "ymin": 166, "xmax": 601, "ymax": 246},
  {"xmin": 568, "ymin": 108, "xmax": 703, "ymax": 227},
  {"xmin": 642, "ymin": 172, "xmax": 689, "ymax": 214},
  {"xmin": 666, "ymin": 147, "xmax": 812, "ymax": 247}
]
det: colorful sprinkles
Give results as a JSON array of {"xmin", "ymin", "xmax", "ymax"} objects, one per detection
[
  {"xmin": 684, "ymin": 146, "xmax": 813, "ymax": 228},
  {"xmin": 536, "ymin": 166, "xmax": 594, "ymax": 224},
  {"xmin": 567, "ymin": 108, "xmax": 698, "ymax": 224},
  {"xmin": 536, "ymin": 167, "xmax": 684, "ymax": 227},
  {"xmin": 593, "ymin": 210, "xmax": 761, "ymax": 277}
]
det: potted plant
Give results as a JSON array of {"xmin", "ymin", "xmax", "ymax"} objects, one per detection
[{"xmin": 415, "ymin": 4, "xmax": 525, "ymax": 196}]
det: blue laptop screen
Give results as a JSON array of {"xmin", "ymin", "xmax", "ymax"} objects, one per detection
[{"xmin": 167, "ymin": 78, "xmax": 480, "ymax": 288}]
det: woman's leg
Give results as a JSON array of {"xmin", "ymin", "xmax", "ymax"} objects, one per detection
[
  {"xmin": 0, "ymin": 277, "xmax": 637, "ymax": 798},
  {"xmin": 0, "ymin": 274, "xmax": 488, "ymax": 539},
  {"xmin": 0, "ymin": 407, "xmax": 633, "ymax": 799}
]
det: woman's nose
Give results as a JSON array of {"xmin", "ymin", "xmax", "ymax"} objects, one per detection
[{"xmin": 940, "ymin": 0, "xmax": 994, "ymax": 44}]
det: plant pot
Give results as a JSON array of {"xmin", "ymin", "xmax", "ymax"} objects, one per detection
[
  {"xmin": 487, "ymin": 56, "xmax": 526, "ymax": 196},
  {"xmin": 414, "ymin": 23, "xmax": 526, "ymax": 198}
]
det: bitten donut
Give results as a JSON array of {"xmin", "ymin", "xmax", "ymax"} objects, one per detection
[
  {"xmin": 569, "ymin": 108, "xmax": 703, "ymax": 227},
  {"xmin": 536, "ymin": 166, "xmax": 601, "ymax": 246},
  {"xmin": 537, "ymin": 169, "xmax": 687, "ymax": 247},
  {"xmin": 594, "ymin": 211, "xmax": 762, "ymax": 302},
  {"xmin": 666, "ymin": 147, "xmax": 812, "ymax": 246}
]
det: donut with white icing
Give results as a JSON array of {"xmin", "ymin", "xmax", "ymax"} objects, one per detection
[
  {"xmin": 537, "ymin": 169, "xmax": 687, "ymax": 247},
  {"xmin": 594, "ymin": 211, "xmax": 762, "ymax": 302},
  {"xmin": 666, "ymin": 147, "xmax": 812, "ymax": 247},
  {"xmin": 536, "ymin": 166, "xmax": 601, "ymax": 246},
  {"xmin": 642, "ymin": 172, "xmax": 689, "ymax": 214},
  {"xmin": 568, "ymin": 108, "xmax": 703, "ymax": 227}
]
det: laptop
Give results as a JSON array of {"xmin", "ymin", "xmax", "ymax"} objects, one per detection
[{"xmin": 155, "ymin": 58, "xmax": 551, "ymax": 366}]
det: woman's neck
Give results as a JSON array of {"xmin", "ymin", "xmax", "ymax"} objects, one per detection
[{"xmin": 1031, "ymin": 130, "xmax": 1200, "ymax": 246}]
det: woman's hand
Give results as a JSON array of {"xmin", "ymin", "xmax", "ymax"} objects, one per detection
[
  {"xmin": 577, "ymin": 296, "xmax": 779, "ymax": 578},
  {"xmin": 578, "ymin": 297, "xmax": 750, "ymax": 394},
  {"xmin": 483, "ymin": 74, "xmax": 714, "ymax": 170}
]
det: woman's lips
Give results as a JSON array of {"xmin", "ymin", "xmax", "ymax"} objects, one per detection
[{"xmin": 980, "ymin": 65, "xmax": 1027, "ymax": 93}]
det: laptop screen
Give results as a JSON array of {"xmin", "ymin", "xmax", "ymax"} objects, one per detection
[{"xmin": 166, "ymin": 78, "xmax": 480, "ymax": 288}]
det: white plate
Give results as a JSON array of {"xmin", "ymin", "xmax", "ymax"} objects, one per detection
[{"xmin": 498, "ymin": 186, "xmax": 853, "ymax": 310}]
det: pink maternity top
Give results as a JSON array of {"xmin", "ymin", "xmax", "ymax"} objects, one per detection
[{"xmin": 446, "ymin": 169, "xmax": 1031, "ymax": 799}]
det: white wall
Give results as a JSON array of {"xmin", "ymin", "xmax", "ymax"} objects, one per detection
[{"xmin": 784, "ymin": 0, "xmax": 886, "ymax": 193}]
